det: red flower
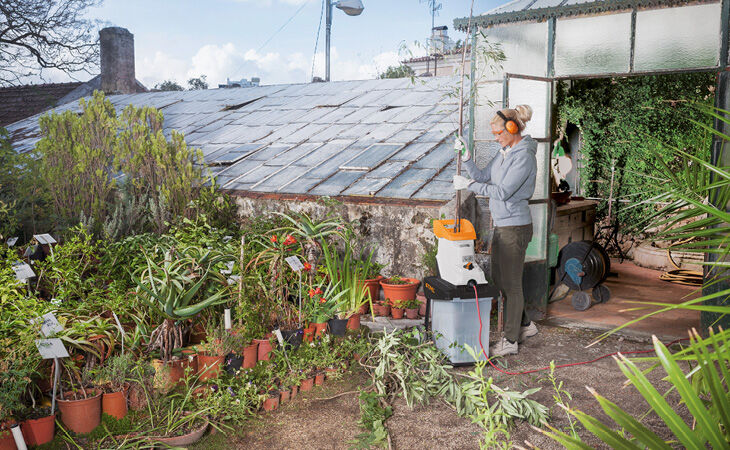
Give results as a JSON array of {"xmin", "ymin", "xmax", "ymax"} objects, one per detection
[
  {"xmin": 308, "ymin": 289, "xmax": 316, "ymax": 298},
  {"xmin": 283, "ymin": 235, "xmax": 297, "ymax": 246},
  {"xmin": 270, "ymin": 235, "xmax": 277, "ymax": 243},
  {"xmin": 303, "ymin": 262, "xmax": 312, "ymax": 271},
  {"xmin": 315, "ymin": 287, "xmax": 323, "ymax": 295},
  {"xmin": 319, "ymin": 297, "xmax": 327, "ymax": 304}
]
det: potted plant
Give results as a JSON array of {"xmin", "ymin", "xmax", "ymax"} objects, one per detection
[
  {"xmin": 131, "ymin": 246, "xmax": 234, "ymax": 363},
  {"xmin": 223, "ymin": 331, "xmax": 247, "ymax": 375},
  {"xmin": 144, "ymin": 388, "xmax": 211, "ymax": 447},
  {"xmin": 0, "ymin": 355, "xmax": 34, "ymax": 447},
  {"xmin": 308, "ymin": 280, "xmax": 345, "ymax": 338},
  {"xmin": 372, "ymin": 298, "xmax": 390, "ymax": 317},
  {"xmin": 380, "ymin": 275, "xmax": 420, "ymax": 314},
  {"xmin": 196, "ymin": 325, "xmax": 235, "ymax": 381},
  {"xmin": 320, "ymin": 237, "xmax": 367, "ymax": 333},
  {"xmin": 389, "ymin": 299, "xmax": 406, "ymax": 319},
  {"xmin": 95, "ymin": 353, "xmax": 133, "ymax": 420},
  {"xmin": 56, "ymin": 365, "xmax": 102, "ymax": 434},
  {"xmin": 356, "ymin": 248, "xmax": 385, "ymax": 314},
  {"xmin": 401, "ymin": 298, "xmax": 421, "ymax": 319}
]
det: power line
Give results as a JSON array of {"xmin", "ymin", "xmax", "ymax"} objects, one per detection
[
  {"xmin": 257, "ymin": 2, "xmax": 309, "ymax": 53},
  {"xmin": 310, "ymin": 0, "xmax": 325, "ymax": 82},
  {"xmin": 229, "ymin": 2, "xmax": 309, "ymax": 81}
]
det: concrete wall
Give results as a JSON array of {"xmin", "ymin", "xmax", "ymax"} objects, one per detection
[{"xmin": 234, "ymin": 195, "xmax": 444, "ymax": 279}]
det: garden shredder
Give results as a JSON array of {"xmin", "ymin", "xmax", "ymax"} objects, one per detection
[{"xmin": 423, "ymin": 218, "xmax": 500, "ymax": 365}]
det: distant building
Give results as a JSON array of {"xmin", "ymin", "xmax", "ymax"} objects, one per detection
[
  {"xmin": 402, "ymin": 26, "xmax": 470, "ymax": 77},
  {"xmin": 218, "ymin": 77, "xmax": 261, "ymax": 89},
  {"xmin": 0, "ymin": 26, "xmax": 146, "ymax": 127}
]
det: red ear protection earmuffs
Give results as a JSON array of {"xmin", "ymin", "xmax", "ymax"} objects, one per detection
[{"xmin": 497, "ymin": 111, "xmax": 519, "ymax": 134}]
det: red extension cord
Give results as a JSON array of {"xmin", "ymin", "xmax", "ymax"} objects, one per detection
[{"xmin": 472, "ymin": 285, "xmax": 688, "ymax": 375}]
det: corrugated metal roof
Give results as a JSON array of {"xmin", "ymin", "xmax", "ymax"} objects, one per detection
[
  {"xmin": 454, "ymin": 0, "xmax": 715, "ymax": 29},
  {"xmin": 6, "ymin": 77, "xmax": 462, "ymax": 202}
]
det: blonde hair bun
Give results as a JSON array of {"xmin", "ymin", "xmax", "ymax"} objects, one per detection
[{"xmin": 514, "ymin": 105, "xmax": 533, "ymax": 125}]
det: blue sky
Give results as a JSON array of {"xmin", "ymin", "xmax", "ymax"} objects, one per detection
[{"xmin": 70, "ymin": 0, "xmax": 503, "ymax": 88}]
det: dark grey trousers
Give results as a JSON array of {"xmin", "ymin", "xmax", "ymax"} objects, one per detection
[{"xmin": 492, "ymin": 223, "xmax": 533, "ymax": 343}]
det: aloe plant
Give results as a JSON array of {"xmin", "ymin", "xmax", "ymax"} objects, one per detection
[
  {"xmin": 131, "ymin": 245, "xmax": 233, "ymax": 361},
  {"xmin": 320, "ymin": 237, "xmax": 369, "ymax": 319}
]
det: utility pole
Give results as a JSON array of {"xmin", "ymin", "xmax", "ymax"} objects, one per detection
[{"xmin": 325, "ymin": 0, "xmax": 333, "ymax": 81}]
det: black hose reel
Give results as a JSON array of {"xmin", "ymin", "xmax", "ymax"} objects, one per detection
[{"xmin": 555, "ymin": 240, "xmax": 611, "ymax": 311}]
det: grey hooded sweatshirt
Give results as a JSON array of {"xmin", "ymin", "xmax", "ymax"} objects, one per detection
[{"xmin": 463, "ymin": 135, "xmax": 537, "ymax": 227}]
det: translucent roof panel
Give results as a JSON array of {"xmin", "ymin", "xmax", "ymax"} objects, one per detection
[
  {"xmin": 634, "ymin": 3, "xmax": 721, "ymax": 71},
  {"xmin": 7, "ymin": 77, "xmax": 461, "ymax": 202},
  {"xmin": 555, "ymin": 12, "xmax": 632, "ymax": 76},
  {"xmin": 479, "ymin": 21, "xmax": 549, "ymax": 78}
]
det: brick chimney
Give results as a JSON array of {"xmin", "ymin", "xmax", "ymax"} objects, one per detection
[{"xmin": 99, "ymin": 27, "xmax": 137, "ymax": 94}]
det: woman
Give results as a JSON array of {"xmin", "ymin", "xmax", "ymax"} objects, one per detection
[{"xmin": 453, "ymin": 105, "xmax": 538, "ymax": 357}]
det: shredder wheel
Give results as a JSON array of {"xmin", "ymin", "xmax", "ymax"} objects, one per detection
[
  {"xmin": 571, "ymin": 291, "xmax": 592, "ymax": 311},
  {"xmin": 592, "ymin": 284, "xmax": 611, "ymax": 304}
]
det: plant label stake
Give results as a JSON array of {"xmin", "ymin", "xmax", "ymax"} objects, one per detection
[
  {"xmin": 9, "ymin": 424, "xmax": 26, "ymax": 450},
  {"xmin": 6, "ymin": 236, "xmax": 17, "ymax": 247},
  {"xmin": 35, "ymin": 338, "xmax": 69, "ymax": 416},
  {"xmin": 224, "ymin": 308, "xmax": 232, "ymax": 331},
  {"xmin": 112, "ymin": 312, "xmax": 125, "ymax": 354},
  {"xmin": 272, "ymin": 329, "xmax": 292, "ymax": 371},
  {"xmin": 31, "ymin": 312, "xmax": 63, "ymax": 337},
  {"xmin": 285, "ymin": 256, "xmax": 304, "ymax": 327}
]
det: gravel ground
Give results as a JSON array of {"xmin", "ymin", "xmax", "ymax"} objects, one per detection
[{"xmin": 192, "ymin": 324, "xmax": 690, "ymax": 449}]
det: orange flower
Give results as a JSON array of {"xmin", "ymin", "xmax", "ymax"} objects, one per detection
[
  {"xmin": 319, "ymin": 297, "xmax": 327, "ymax": 304},
  {"xmin": 270, "ymin": 235, "xmax": 277, "ymax": 243},
  {"xmin": 303, "ymin": 262, "xmax": 312, "ymax": 271},
  {"xmin": 314, "ymin": 287, "xmax": 323, "ymax": 295},
  {"xmin": 308, "ymin": 289, "xmax": 315, "ymax": 298},
  {"xmin": 283, "ymin": 235, "xmax": 297, "ymax": 246}
]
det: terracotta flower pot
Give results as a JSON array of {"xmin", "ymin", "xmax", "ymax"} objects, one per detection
[
  {"xmin": 405, "ymin": 308, "xmax": 419, "ymax": 319},
  {"xmin": 21, "ymin": 414, "xmax": 55, "ymax": 446},
  {"xmin": 380, "ymin": 277, "xmax": 420, "ymax": 306},
  {"xmin": 373, "ymin": 303, "xmax": 390, "ymax": 317},
  {"xmin": 417, "ymin": 293, "xmax": 427, "ymax": 317},
  {"xmin": 0, "ymin": 428, "xmax": 14, "ymax": 450},
  {"xmin": 362, "ymin": 275, "xmax": 383, "ymax": 304},
  {"xmin": 254, "ymin": 338, "xmax": 274, "ymax": 361},
  {"xmin": 312, "ymin": 322, "xmax": 327, "ymax": 338},
  {"xmin": 391, "ymin": 307, "xmax": 405, "ymax": 320},
  {"xmin": 280, "ymin": 389, "xmax": 291, "ymax": 403},
  {"xmin": 152, "ymin": 358, "xmax": 191, "ymax": 390},
  {"xmin": 346, "ymin": 314, "xmax": 360, "ymax": 330},
  {"xmin": 148, "ymin": 417, "xmax": 208, "ymax": 446},
  {"xmin": 300, "ymin": 377, "xmax": 314, "ymax": 392},
  {"xmin": 57, "ymin": 389, "xmax": 102, "ymax": 434},
  {"xmin": 314, "ymin": 373, "xmax": 325, "ymax": 386},
  {"xmin": 197, "ymin": 354, "xmax": 224, "ymax": 381},
  {"xmin": 291, "ymin": 385, "xmax": 299, "ymax": 399},
  {"xmin": 242, "ymin": 342, "xmax": 259, "ymax": 369},
  {"xmin": 102, "ymin": 390, "xmax": 127, "ymax": 420},
  {"xmin": 263, "ymin": 395, "xmax": 279, "ymax": 411},
  {"xmin": 181, "ymin": 348, "xmax": 198, "ymax": 373},
  {"xmin": 303, "ymin": 326, "xmax": 315, "ymax": 343},
  {"xmin": 188, "ymin": 324, "xmax": 207, "ymax": 345}
]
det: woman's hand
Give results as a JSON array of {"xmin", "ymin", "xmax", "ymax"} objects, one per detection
[
  {"xmin": 454, "ymin": 135, "xmax": 471, "ymax": 161},
  {"xmin": 453, "ymin": 175, "xmax": 473, "ymax": 191}
]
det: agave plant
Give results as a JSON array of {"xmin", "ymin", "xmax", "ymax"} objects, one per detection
[{"xmin": 131, "ymin": 245, "xmax": 234, "ymax": 361}]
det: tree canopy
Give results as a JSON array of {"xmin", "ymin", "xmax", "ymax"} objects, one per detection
[{"xmin": 0, "ymin": 0, "xmax": 101, "ymax": 86}]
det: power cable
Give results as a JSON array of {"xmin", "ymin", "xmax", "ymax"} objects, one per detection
[
  {"xmin": 229, "ymin": 2, "xmax": 309, "ymax": 82},
  {"xmin": 310, "ymin": 0, "xmax": 325, "ymax": 82},
  {"xmin": 471, "ymin": 285, "xmax": 689, "ymax": 376},
  {"xmin": 257, "ymin": 2, "xmax": 309, "ymax": 53}
]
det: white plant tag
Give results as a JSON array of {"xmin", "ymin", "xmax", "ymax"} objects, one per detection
[
  {"xmin": 11, "ymin": 262, "xmax": 35, "ymax": 281},
  {"xmin": 36, "ymin": 338, "xmax": 69, "ymax": 359},
  {"xmin": 273, "ymin": 329, "xmax": 285, "ymax": 346},
  {"xmin": 285, "ymin": 256, "xmax": 304, "ymax": 272},
  {"xmin": 31, "ymin": 313, "xmax": 63, "ymax": 337}
]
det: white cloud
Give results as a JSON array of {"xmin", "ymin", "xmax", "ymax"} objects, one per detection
[{"xmin": 134, "ymin": 41, "xmax": 418, "ymax": 89}]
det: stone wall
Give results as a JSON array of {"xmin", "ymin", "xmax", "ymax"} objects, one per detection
[{"xmin": 233, "ymin": 195, "xmax": 445, "ymax": 279}]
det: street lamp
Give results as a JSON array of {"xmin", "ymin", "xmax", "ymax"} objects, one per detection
[{"xmin": 325, "ymin": 0, "xmax": 364, "ymax": 82}]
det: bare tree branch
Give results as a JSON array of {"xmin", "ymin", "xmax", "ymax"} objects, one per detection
[{"xmin": 0, "ymin": 0, "xmax": 101, "ymax": 86}]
